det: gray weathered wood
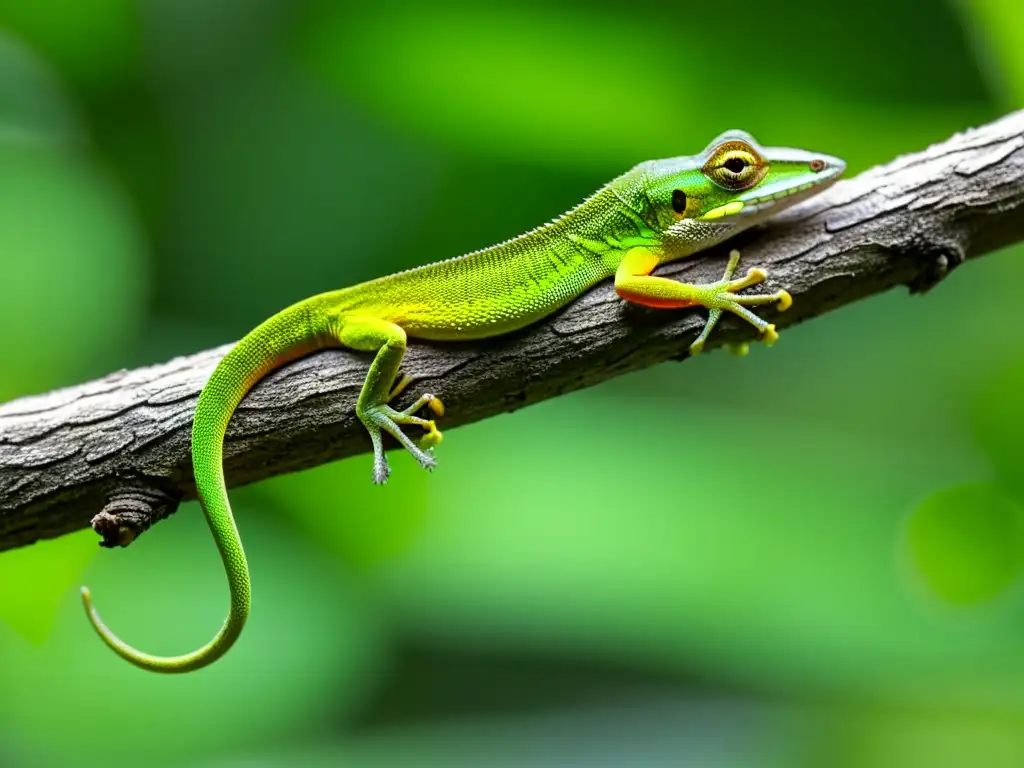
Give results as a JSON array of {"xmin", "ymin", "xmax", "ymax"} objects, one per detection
[{"xmin": 3, "ymin": 111, "xmax": 1024, "ymax": 552}]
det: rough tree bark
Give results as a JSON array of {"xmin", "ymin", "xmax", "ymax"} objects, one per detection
[{"xmin": 3, "ymin": 111, "xmax": 1024, "ymax": 553}]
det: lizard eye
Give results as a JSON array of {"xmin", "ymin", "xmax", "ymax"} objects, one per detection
[
  {"xmin": 671, "ymin": 189, "xmax": 687, "ymax": 214},
  {"xmin": 702, "ymin": 141, "xmax": 766, "ymax": 191},
  {"xmin": 724, "ymin": 157, "xmax": 748, "ymax": 174}
]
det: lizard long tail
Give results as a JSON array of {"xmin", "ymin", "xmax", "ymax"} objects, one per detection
[{"xmin": 81, "ymin": 300, "xmax": 326, "ymax": 672}]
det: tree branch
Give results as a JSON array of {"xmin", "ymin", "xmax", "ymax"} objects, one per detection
[{"xmin": 4, "ymin": 111, "xmax": 1024, "ymax": 552}]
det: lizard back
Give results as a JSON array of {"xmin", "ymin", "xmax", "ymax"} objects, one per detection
[{"xmin": 324, "ymin": 179, "xmax": 647, "ymax": 340}]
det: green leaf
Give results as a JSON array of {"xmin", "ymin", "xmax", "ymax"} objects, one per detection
[{"xmin": 903, "ymin": 483, "xmax": 1024, "ymax": 606}]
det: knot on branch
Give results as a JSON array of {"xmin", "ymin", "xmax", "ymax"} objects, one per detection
[
  {"xmin": 91, "ymin": 484, "xmax": 180, "ymax": 548},
  {"xmin": 906, "ymin": 238, "xmax": 968, "ymax": 295}
]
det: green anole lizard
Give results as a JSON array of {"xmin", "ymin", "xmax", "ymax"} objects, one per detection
[{"xmin": 80, "ymin": 130, "xmax": 844, "ymax": 672}]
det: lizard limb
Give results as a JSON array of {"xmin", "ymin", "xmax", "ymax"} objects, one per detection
[
  {"xmin": 336, "ymin": 315, "xmax": 442, "ymax": 484},
  {"xmin": 614, "ymin": 247, "xmax": 791, "ymax": 355}
]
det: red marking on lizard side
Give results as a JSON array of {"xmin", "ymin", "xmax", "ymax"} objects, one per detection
[{"xmin": 616, "ymin": 287, "xmax": 697, "ymax": 309}]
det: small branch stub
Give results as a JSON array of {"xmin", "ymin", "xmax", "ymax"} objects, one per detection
[{"xmin": 91, "ymin": 485, "xmax": 181, "ymax": 548}]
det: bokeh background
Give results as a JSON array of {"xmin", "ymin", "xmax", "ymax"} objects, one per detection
[{"xmin": 2, "ymin": 1, "xmax": 1024, "ymax": 766}]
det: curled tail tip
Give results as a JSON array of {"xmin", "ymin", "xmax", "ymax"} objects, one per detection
[
  {"xmin": 80, "ymin": 589, "xmax": 241, "ymax": 673},
  {"xmin": 80, "ymin": 585, "xmax": 113, "ymax": 637}
]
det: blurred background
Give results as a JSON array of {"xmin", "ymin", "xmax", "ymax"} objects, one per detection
[{"xmin": 2, "ymin": 0, "xmax": 1024, "ymax": 765}]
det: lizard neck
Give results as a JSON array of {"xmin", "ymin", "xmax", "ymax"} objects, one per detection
[{"xmin": 473, "ymin": 169, "xmax": 654, "ymax": 266}]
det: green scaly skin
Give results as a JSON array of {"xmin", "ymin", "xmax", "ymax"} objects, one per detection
[{"xmin": 81, "ymin": 130, "xmax": 845, "ymax": 672}]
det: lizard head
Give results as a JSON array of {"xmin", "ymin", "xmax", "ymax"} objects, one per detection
[{"xmin": 640, "ymin": 130, "xmax": 845, "ymax": 252}]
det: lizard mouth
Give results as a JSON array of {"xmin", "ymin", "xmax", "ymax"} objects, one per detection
[{"xmin": 735, "ymin": 178, "xmax": 839, "ymax": 216}]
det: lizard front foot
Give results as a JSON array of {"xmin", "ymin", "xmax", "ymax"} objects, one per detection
[{"xmin": 689, "ymin": 249, "xmax": 791, "ymax": 355}]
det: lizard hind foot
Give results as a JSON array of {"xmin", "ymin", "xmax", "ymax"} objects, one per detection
[{"xmin": 360, "ymin": 400, "xmax": 441, "ymax": 481}]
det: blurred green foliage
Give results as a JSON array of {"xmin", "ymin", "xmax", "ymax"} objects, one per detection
[
  {"xmin": 904, "ymin": 483, "xmax": 1024, "ymax": 605},
  {"xmin": 2, "ymin": 1, "xmax": 1024, "ymax": 766}
]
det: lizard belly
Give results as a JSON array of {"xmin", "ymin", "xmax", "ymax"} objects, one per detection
[{"xmin": 398, "ymin": 297, "xmax": 566, "ymax": 341}]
